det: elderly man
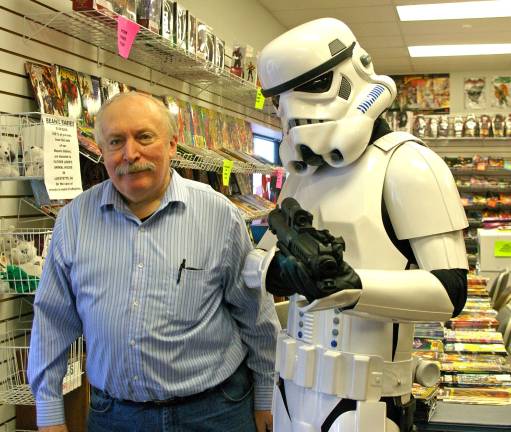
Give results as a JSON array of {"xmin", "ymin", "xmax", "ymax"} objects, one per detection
[{"xmin": 28, "ymin": 92, "xmax": 279, "ymax": 432}]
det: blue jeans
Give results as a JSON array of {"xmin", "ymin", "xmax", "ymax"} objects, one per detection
[{"xmin": 87, "ymin": 362, "xmax": 257, "ymax": 432}]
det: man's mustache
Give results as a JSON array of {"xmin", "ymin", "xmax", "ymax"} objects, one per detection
[{"xmin": 115, "ymin": 162, "xmax": 156, "ymax": 176}]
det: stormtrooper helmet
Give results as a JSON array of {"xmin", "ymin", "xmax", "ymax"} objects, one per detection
[{"xmin": 258, "ymin": 18, "xmax": 397, "ymax": 175}]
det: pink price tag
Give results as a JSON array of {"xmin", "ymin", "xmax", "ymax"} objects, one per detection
[
  {"xmin": 117, "ymin": 16, "xmax": 140, "ymax": 59},
  {"xmin": 276, "ymin": 169, "xmax": 284, "ymax": 189}
]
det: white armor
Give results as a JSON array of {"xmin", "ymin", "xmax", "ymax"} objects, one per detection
[{"xmin": 243, "ymin": 18, "xmax": 468, "ymax": 432}]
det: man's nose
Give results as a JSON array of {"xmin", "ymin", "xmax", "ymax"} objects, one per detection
[{"xmin": 123, "ymin": 137, "xmax": 140, "ymax": 162}]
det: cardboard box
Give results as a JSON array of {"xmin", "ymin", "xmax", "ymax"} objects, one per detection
[
  {"xmin": 478, "ymin": 228, "xmax": 511, "ymax": 272},
  {"xmin": 72, "ymin": 0, "xmax": 114, "ymax": 12}
]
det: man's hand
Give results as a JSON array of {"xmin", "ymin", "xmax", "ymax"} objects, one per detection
[
  {"xmin": 39, "ymin": 425, "xmax": 68, "ymax": 432},
  {"xmin": 255, "ymin": 410, "xmax": 273, "ymax": 432}
]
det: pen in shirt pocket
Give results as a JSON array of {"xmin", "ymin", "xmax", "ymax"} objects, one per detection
[
  {"xmin": 176, "ymin": 259, "xmax": 204, "ymax": 283},
  {"xmin": 177, "ymin": 259, "xmax": 186, "ymax": 284}
]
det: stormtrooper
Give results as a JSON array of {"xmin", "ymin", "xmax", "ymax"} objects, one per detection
[{"xmin": 243, "ymin": 18, "xmax": 468, "ymax": 432}]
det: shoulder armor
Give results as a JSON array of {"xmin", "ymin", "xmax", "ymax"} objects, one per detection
[{"xmin": 384, "ymin": 141, "xmax": 468, "ymax": 240}]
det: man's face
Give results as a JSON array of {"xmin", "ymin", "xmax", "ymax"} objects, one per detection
[{"xmin": 99, "ymin": 95, "xmax": 176, "ymax": 206}]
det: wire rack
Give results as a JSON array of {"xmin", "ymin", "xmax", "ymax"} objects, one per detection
[
  {"xmin": 24, "ymin": 10, "xmax": 273, "ymax": 115},
  {"xmin": 0, "ymin": 113, "xmax": 45, "ymax": 181},
  {"xmin": 0, "ymin": 329, "xmax": 83, "ymax": 405},
  {"xmin": 0, "ymin": 227, "xmax": 53, "ymax": 295}
]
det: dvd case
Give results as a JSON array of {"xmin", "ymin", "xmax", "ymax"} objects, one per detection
[
  {"xmin": 25, "ymin": 62, "xmax": 67, "ymax": 116},
  {"xmin": 196, "ymin": 21, "xmax": 215, "ymax": 63}
]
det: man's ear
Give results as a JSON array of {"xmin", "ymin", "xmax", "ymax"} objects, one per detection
[{"xmin": 169, "ymin": 134, "xmax": 178, "ymax": 157}]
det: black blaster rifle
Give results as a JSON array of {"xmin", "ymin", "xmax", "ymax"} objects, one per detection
[{"xmin": 268, "ymin": 197, "xmax": 345, "ymax": 285}]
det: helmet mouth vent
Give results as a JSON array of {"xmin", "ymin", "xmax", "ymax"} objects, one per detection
[{"xmin": 288, "ymin": 118, "xmax": 331, "ymax": 131}]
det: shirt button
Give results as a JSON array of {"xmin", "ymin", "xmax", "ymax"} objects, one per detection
[
  {"xmin": 139, "ymin": 227, "xmax": 145, "ymax": 232},
  {"xmin": 138, "ymin": 263, "xmax": 144, "ymax": 269},
  {"xmin": 133, "ymin": 375, "xmax": 139, "ymax": 381},
  {"xmin": 133, "ymin": 300, "xmax": 139, "ymax": 307},
  {"xmin": 130, "ymin": 339, "xmax": 136, "ymax": 347}
]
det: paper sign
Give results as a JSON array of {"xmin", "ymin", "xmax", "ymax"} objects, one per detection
[
  {"xmin": 276, "ymin": 169, "xmax": 284, "ymax": 189},
  {"xmin": 222, "ymin": 159, "xmax": 234, "ymax": 186},
  {"xmin": 494, "ymin": 240, "xmax": 511, "ymax": 257},
  {"xmin": 117, "ymin": 16, "xmax": 140, "ymax": 59},
  {"xmin": 255, "ymin": 87, "xmax": 265, "ymax": 110},
  {"xmin": 42, "ymin": 115, "xmax": 83, "ymax": 200}
]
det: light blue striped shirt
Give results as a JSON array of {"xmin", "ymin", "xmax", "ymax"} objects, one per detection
[{"xmin": 28, "ymin": 170, "xmax": 280, "ymax": 427}]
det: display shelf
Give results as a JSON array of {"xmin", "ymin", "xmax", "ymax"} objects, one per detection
[
  {"xmin": 457, "ymin": 186, "xmax": 511, "ymax": 193},
  {"xmin": 24, "ymin": 10, "xmax": 272, "ymax": 116},
  {"xmin": 452, "ymin": 168, "xmax": 511, "ymax": 177},
  {"xmin": 463, "ymin": 204, "xmax": 511, "ymax": 211},
  {"xmin": 425, "ymin": 137, "xmax": 511, "ymax": 145}
]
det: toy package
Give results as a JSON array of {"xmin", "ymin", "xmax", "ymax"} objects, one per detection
[
  {"xmin": 161, "ymin": 0, "xmax": 175, "ymax": 43},
  {"xmin": 187, "ymin": 11, "xmax": 197, "ymax": 55},
  {"xmin": 137, "ymin": 0, "xmax": 162, "ymax": 33},
  {"xmin": 174, "ymin": 2, "xmax": 187, "ymax": 50},
  {"xmin": 196, "ymin": 20, "xmax": 215, "ymax": 63},
  {"xmin": 215, "ymin": 37, "xmax": 225, "ymax": 70}
]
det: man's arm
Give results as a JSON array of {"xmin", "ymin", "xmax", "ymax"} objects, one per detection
[
  {"xmin": 222, "ymin": 206, "xmax": 280, "ymax": 411},
  {"xmin": 28, "ymin": 208, "xmax": 82, "ymax": 428}
]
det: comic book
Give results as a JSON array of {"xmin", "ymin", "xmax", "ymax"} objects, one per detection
[
  {"xmin": 56, "ymin": 66, "xmax": 82, "ymax": 120},
  {"xmin": 77, "ymin": 72, "xmax": 102, "ymax": 128},
  {"xmin": 25, "ymin": 62, "xmax": 67, "ymax": 116}
]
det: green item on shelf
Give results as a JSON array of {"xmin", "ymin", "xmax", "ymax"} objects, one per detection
[{"xmin": 6, "ymin": 265, "xmax": 39, "ymax": 293}]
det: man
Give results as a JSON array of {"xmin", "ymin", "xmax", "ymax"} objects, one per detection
[{"xmin": 28, "ymin": 92, "xmax": 279, "ymax": 432}]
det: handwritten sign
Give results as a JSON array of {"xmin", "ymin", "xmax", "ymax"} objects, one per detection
[
  {"xmin": 117, "ymin": 16, "xmax": 140, "ymax": 59},
  {"xmin": 42, "ymin": 115, "xmax": 83, "ymax": 200},
  {"xmin": 276, "ymin": 168, "xmax": 284, "ymax": 189},
  {"xmin": 255, "ymin": 87, "xmax": 265, "ymax": 110},
  {"xmin": 222, "ymin": 159, "xmax": 234, "ymax": 186}
]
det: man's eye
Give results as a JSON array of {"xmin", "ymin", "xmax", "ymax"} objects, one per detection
[
  {"xmin": 109, "ymin": 139, "xmax": 122, "ymax": 147},
  {"xmin": 139, "ymin": 134, "xmax": 154, "ymax": 143}
]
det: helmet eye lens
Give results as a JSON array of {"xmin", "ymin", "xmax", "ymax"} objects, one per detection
[
  {"xmin": 271, "ymin": 95, "xmax": 280, "ymax": 109},
  {"xmin": 294, "ymin": 71, "xmax": 333, "ymax": 93}
]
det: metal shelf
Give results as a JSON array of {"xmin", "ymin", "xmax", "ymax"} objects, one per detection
[
  {"xmin": 426, "ymin": 137, "xmax": 511, "ymax": 144},
  {"xmin": 24, "ymin": 10, "xmax": 273, "ymax": 116}
]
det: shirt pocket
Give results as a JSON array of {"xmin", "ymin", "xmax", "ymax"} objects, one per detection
[{"xmin": 167, "ymin": 268, "xmax": 214, "ymax": 325}]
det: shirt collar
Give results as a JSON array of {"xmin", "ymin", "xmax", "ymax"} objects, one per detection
[{"xmin": 99, "ymin": 169, "xmax": 188, "ymax": 212}]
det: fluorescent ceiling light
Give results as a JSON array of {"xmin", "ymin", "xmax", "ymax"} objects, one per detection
[
  {"xmin": 409, "ymin": 44, "xmax": 511, "ymax": 57},
  {"xmin": 397, "ymin": 1, "xmax": 511, "ymax": 21}
]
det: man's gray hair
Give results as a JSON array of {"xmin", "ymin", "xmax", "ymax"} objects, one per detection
[{"xmin": 94, "ymin": 91, "xmax": 176, "ymax": 147}]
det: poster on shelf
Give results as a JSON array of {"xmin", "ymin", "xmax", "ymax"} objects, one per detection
[
  {"xmin": 390, "ymin": 74, "xmax": 450, "ymax": 112},
  {"xmin": 492, "ymin": 76, "xmax": 511, "ymax": 108},
  {"xmin": 41, "ymin": 115, "xmax": 83, "ymax": 200},
  {"xmin": 161, "ymin": 0, "xmax": 175, "ymax": 43},
  {"xmin": 464, "ymin": 77, "xmax": 486, "ymax": 109}
]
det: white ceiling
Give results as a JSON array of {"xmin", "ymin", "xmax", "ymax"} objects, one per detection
[{"xmin": 256, "ymin": 0, "xmax": 511, "ymax": 75}]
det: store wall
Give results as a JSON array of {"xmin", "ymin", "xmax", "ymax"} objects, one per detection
[{"xmin": 178, "ymin": 0, "xmax": 286, "ymax": 53}]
